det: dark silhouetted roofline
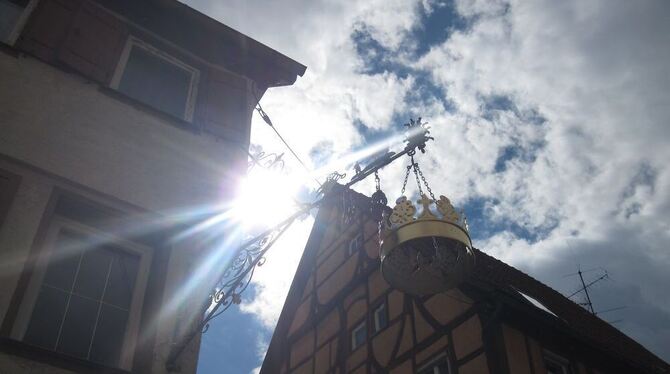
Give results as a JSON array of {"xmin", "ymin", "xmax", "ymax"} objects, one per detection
[{"xmin": 91, "ymin": 0, "xmax": 306, "ymax": 88}]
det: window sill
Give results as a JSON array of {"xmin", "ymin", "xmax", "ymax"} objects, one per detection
[
  {"xmin": 98, "ymin": 86, "xmax": 200, "ymax": 134},
  {"xmin": 97, "ymin": 87, "xmax": 248, "ymax": 146},
  {"xmin": 0, "ymin": 337, "xmax": 131, "ymax": 374}
]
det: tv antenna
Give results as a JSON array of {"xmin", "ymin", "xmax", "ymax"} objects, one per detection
[
  {"xmin": 564, "ymin": 266, "xmax": 626, "ymax": 324},
  {"xmin": 564, "ymin": 266, "xmax": 609, "ymax": 314}
]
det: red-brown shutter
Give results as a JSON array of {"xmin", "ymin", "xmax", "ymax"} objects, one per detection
[
  {"xmin": 17, "ymin": 0, "xmax": 80, "ymax": 62},
  {"xmin": 199, "ymin": 67, "xmax": 251, "ymax": 143},
  {"xmin": 57, "ymin": 1, "xmax": 127, "ymax": 83}
]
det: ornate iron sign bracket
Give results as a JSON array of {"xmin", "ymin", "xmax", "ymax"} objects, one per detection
[{"xmin": 166, "ymin": 119, "xmax": 433, "ymax": 370}]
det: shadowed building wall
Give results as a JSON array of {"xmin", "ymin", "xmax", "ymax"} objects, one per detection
[{"xmin": 0, "ymin": 1, "xmax": 305, "ymax": 373}]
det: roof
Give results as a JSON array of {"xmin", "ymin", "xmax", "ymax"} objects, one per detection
[
  {"xmin": 262, "ymin": 185, "xmax": 669, "ymax": 373},
  {"xmin": 471, "ymin": 249, "xmax": 670, "ymax": 373},
  {"xmin": 91, "ymin": 0, "xmax": 306, "ymax": 88}
]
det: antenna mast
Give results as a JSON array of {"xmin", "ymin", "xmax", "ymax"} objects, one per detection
[
  {"xmin": 565, "ymin": 266, "xmax": 608, "ymax": 315},
  {"xmin": 577, "ymin": 268, "xmax": 595, "ymax": 314}
]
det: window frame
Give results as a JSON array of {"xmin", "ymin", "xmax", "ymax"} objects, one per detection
[
  {"xmin": 110, "ymin": 36, "xmax": 200, "ymax": 122},
  {"xmin": 372, "ymin": 299, "xmax": 388, "ymax": 334},
  {"xmin": 417, "ymin": 353, "xmax": 452, "ymax": 374},
  {"xmin": 350, "ymin": 320, "xmax": 367, "ymax": 351},
  {"xmin": 0, "ymin": 0, "xmax": 38, "ymax": 45},
  {"xmin": 543, "ymin": 350, "xmax": 572, "ymax": 374},
  {"xmin": 348, "ymin": 232, "xmax": 363, "ymax": 256},
  {"xmin": 10, "ymin": 216, "xmax": 152, "ymax": 370}
]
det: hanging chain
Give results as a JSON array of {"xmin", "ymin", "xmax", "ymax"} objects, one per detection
[
  {"xmin": 411, "ymin": 156, "xmax": 425, "ymax": 197},
  {"xmin": 400, "ymin": 164, "xmax": 412, "ymax": 195},
  {"xmin": 414, "ymin": 161, "xmax": 436, "ymax": 202},
  {"xmin": 374, "ymin": 170, "xmax": 383, "ymax": 247}
]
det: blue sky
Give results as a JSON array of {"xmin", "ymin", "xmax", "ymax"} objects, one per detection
[{"xmin": 182, "ymin": 0, "xmax": 670, "ymax": 372}]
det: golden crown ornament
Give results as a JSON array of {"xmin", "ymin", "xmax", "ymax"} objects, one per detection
[{"xmin": 378, "ymin": 140, "xmax": 475, "ymax": 295}]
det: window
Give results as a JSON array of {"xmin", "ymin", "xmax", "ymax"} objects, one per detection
[
  {"xmin": 512, "ymin": 287, "xmax": 558, "ymax": 318},
  {"xmin": 373, "ymin": 302, "xmax": 388, "ymax": 333},
  {"xmin": 418, "ymin": 355, "xmax": 450, "ymax": 374},
  {"xmin": 351, "ymin": 321, "xmax": 366, "ymax": 351},
  {"xmin": 12, "ymin": 218, "xmax": 151, "ymax": 370},
  {"xmin": 544, "ymin": 351, "xmax": 571, "ymax": 374},
  {"xmin": 0, "ymin": 0, "xmax": 36, "ymax": 44},
  {"xmin": 348, "ymin": 233, "xmax": 363, "ymax": 256},
  {"xmin": 111, "ymin": 37, "xmax": 199, "ymax": 121}
]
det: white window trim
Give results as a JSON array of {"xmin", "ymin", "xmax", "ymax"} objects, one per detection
[
  {"xmin": 348, "ymin": 233, "xmax": 362, "ymax": 256},
  {"xmin": 351, "ymin": 321, "xmax": 366, "ymax": 351},
  {"xmin": 373, "ymin": 302, "xmax": 387, "ymax": 333},
  {"xmin": 10, "ymin": 216, "xmax": 153, "ymax": 370},
  {"xmin": 110, "ymin": 36, "xmax": 200, "ymax": 122},
  {"xmin": 417, "ymin": 354, "xmax": 452, "ymax": 374},
  {"xmin": 1, "ymin": 0, "xmax": 39, "ymax": 45}
]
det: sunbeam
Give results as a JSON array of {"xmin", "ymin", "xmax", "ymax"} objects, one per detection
[{"xmin": 312, "ymin": 125, "xmax": 422, "ymax": 180}]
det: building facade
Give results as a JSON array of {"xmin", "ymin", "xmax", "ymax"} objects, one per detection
[
  {"xmin": 0, "ymin": 0, "xmax": 305, "ymax": 373},
  {"xmin": 261, "ymin": 185, "xmax": 669, "ymax": 374}
]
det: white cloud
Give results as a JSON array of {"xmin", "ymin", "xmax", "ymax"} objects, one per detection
[
  {"xmin": 185, "ymin": 0, "xmax": 670, "ymax": 363},
  {"xmin": 412, "ymin": 0, "xmax": 670, "ymax": 359}
]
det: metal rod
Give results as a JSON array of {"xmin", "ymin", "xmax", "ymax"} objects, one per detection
[
  {"xmin": 595, "ymin": 306, "xmax": 626, "ymax": 315},
  {"xmin": 166, "ymin": 219, "xmax": 297, "ymax": 370},
  {"xmin": 165, "ymin": 122, "xmax": 431, "ymax": 369},
  {"xmin": 578, "ymin": 269, "xmax": 595, "ymax": 314}
]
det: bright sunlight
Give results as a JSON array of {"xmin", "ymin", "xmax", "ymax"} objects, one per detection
[{"xmin": 232, "ymin": 166, "xmax": 302, "ymax": 228}]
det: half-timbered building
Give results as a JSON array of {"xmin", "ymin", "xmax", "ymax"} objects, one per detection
[{"xmin": 261, "ymin": 185, "xmax": 669, "ymax": 374}]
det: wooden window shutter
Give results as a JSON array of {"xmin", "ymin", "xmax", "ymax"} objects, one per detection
[
  {"xmin": 200, "ymin": 68, "xmax": 251, "ymax": 143},
  {"xmin": 57, "ymin": 1, "xmax": 127, "ymax": 83},
  {"xmin": 17, "ymin": 0, "xmax": 80, "ymax": 62}
]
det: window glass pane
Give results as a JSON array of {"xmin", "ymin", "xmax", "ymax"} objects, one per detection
[
  {"xmin": 103, "ymin": 250, "xmax": 139, "ymax": 309},
  {"xmin": 56, "ymin": 295, "xmax": 98, "ymax": 359},
  {"xmin": 73, "ymin": 246, "xmax": 113, "ymax": 300},
  {"xmin": 0, "ymin": 0, "xmax": 26, "ymax": 42},
  {"xmin": 89, "ymin": 305, "xmax": 128, "ymax": 366},
  {"xmin": 436, "ymin": 359, "xmax": 449, "ymax": 373},
  {"xmin": 42, "ymin": 232, "xmax": 83, "ymax": 290},
  {"xmin": 418, "ymin": 356, "xmax": 449, "ymax": 374},
  {"xmin": 24, "ymin": 286, "xmax": 69, "ymax": 350},
  {"xmin": 352, "ymin": 323, "xmax": 366, "ymax": 349},
  {"xmin": 375, "ymin": 304, "xmax": 388, "ymax": 332},
  {"xmin": 546, "ymin": 360, "xmax": 567, "ymax": 374},
  {"xmin": 118, "ymin": 46, "xmax": 191, "ymax": 119},
  {"xmin": 349, "ymin": 234, "xmax": 362, "ymax": 255}
]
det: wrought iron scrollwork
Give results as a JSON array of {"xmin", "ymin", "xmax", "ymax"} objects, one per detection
[
  {"xmin": 202, "ymin": 222, "xmax": 292, "ymax": 331},
  {"xmin": 248, "ymin": 151, "xmax": 286, "ymax": 171},
  {"xmin": 166, "ymin": 117, "xmax": 434, "ymax": 371},
  {"xmin": 201, "ymin": 234, "xmax": 276, "ymax": 332},
  {"xmin": 166, "ymin": 218, "xmax": 297, "ymax": 370}
]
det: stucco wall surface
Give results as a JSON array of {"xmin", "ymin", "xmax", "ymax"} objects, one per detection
[{"xmin": 0, "ymin": 51, "xmax": 244, "ymax": 212}]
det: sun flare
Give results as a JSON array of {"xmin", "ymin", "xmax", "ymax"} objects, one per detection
[{"xmin": 232, "ymin": 167, "xmax": 301, "ymax": 228}]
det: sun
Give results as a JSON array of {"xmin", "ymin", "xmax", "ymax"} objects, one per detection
[{"xmin": 232, "ymin": 167, "xmax": 302, "ymax": 229}]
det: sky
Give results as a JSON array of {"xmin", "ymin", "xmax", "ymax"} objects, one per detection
[{"xmin": 180, "ymin": 0, "xmax": 670, "ymax": 372}]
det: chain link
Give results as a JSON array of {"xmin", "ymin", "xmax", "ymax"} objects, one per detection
[
  {"xmin": 414, "ymin": 162, "xmax": 437, "ymax": 202},
  {"xmin": 400, "ymin": 164, "xmax": 412, "ymax": 195},
  {"xmin": 412, "ymin": 159, "xmax": 425, "ymax": 197},
  {"xmin": 374, "ymin": 170, "xmax": 381, "ymax": 191}
]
